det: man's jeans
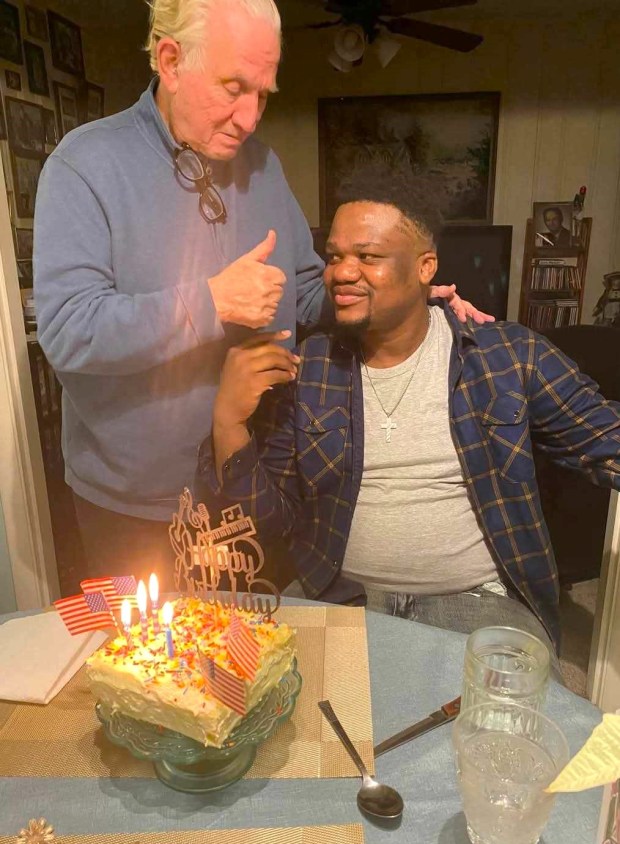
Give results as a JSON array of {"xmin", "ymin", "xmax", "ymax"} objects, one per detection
[{"xmin": 283, "ymin": 580, "xmax": 562, "ymax": 680}]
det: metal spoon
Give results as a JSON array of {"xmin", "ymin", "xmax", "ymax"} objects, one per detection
[{"xmin": 318, "ymin": 700, "xmax": 404, "ymax": 819}]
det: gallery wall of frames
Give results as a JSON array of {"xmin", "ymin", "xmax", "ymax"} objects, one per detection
[{"xmin": 0, "ymin": 1, "xmax": 106, "ymax": 330}]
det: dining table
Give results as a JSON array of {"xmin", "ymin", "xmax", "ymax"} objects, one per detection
[{"xmin": 0, "ymin": 598, "xmax": 603, "ymax": 843}]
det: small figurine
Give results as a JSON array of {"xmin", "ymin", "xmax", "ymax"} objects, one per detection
[
  {"xmin": 572, "ymin": 185, "xmax": 587, "ymax": 242},
  {"xmin": 593, "ymin": 271, "xmax": 620, "ymax": 327}
]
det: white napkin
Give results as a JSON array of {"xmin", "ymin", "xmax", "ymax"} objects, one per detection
[{"xmin": 0, "ymin": 612, "xmax": 108, "ymax": 704}]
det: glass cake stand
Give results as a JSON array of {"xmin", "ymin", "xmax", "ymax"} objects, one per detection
[{"xmin": 95, "ymin": 659, "xmax": 302, "ymax": 793}]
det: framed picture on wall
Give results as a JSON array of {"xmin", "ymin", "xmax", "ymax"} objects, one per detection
[
  {"xmin": 318, "ymin": 91, "xmax": 500, "ymax": 226},
  {"xmin": 54, "ymin": 81, "xmax": 79, "ymax": 138},
  {"xmin": 24, "ymin": 41, "xmax": 49, "ymax": 97},
  {"xmin": 84, "ymin": 82, "xmax": 104, "ymax": 122},
  {"xmin": 0, "ymin": 95, "xmax": 6, "ymax": 141},
  {"xmin": 5, "ymin": 70, "xmax": 21, "ymax": 91},
  {"xmin": 14, "ymin": 226, "xmax": 34, "ymax": 259},
  {"xmin": 5, "ymin": 97, "xmax": 45, "ymax": 156},
  {"xmin": 16, "ymin": 259, "xmax": 33, "ymax": 288},
  {"xmin": 25, "ymin": 5, "xmax": 49, "ymax": 42},
  {"xmin": 42, "ymin": 107, "xmax": 57, "ymax": 145},
  {"xmin": 48, "ymin": 11, "xmax": 84, "ymax": 76},
  {"xmin": 10, "ymin": 153, "xmax": 45, "ymax": 218},
  {"xmin": 0, "ymin": 2, "xmax": 23, "ymax": 65}
]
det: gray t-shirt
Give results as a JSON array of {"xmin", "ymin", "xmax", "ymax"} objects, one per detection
[{"xmin": 342, "ymin": 307, "xmax": 498, "ymax": 594}]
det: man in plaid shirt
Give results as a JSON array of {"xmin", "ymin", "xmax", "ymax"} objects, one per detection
[{"xmin": 197, "ymin": 174, "xmax": 620, "ymax": 657}]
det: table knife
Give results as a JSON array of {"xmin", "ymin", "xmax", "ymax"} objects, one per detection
[{"xmin": 373, "ymin": 697, "xmax": 461, "ymax": 758}]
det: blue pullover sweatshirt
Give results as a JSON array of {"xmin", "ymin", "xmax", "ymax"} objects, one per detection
[{"xmin": 34, "ymin": 80, "xmax": 326, "ymax": 520}]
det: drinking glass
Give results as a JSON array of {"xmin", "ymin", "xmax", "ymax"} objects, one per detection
[
  {"xmin": 453, "ymin": 702, "xmax": 569, "ymax": 844},
  {"xmin": 462, "ymin": 627, "xmax": 550, "ymax": 711}
]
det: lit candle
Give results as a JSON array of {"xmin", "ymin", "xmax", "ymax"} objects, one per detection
[
  {"xmin": 136, "ymin": 580, "xmax": 149, "ymax": 644},
  {"xmin": 148, "ymin": 573, "xmax": 161, "ymax": 635},
  {"xmin": 162, "ymin": 601, "xmax": 175, "ymax": 659},
  {"xmin": 121, "ymin": 599, "xmax": 133, "ymax": 649}
]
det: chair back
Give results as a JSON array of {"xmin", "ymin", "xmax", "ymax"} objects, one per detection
[{"xmin": 536, "ymin": 325, "xmax": 620, "ymax": 585}]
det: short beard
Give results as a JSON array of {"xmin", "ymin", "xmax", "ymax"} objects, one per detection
[{"xmin": 335, "ymin": 315, "xmax": 371, "ymax": 341}]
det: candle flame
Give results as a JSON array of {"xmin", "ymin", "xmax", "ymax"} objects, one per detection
[
  {"xmin": 148, "ymin": 573, "xmax": 159, "ymax": 604},
  {"xmin": 121, "ymin": 599, "xmax": 132, "ymax": 628},
  {"xmin": 162, "ymin": 601, "xmax": 173, "ymax": 626},
  {"xmin": 137, "ymin": 580, "xmax": 147, "ymax": 615}
]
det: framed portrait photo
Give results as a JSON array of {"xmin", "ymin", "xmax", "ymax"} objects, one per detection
[
  {"xmin": 24, "ymin": 41, "xmax": 49, "ymax": 97},
  {"xmin": 318, "ymin": 91, "xmax": 500, "ymax": 226},
  {"xmin": 5, "ymin": 97, "xmax": 45, "ymax": 156},
  {"xmin": 54, "ymin": 81, "xmax": 79, "ymax": 138},
  {"xmin": 10, "ymin": 153, "xmax": 44, "ymax": 218},
  {"xmin": 25, "ymin": 5, "xmax": 49, "ymax": 41},
  {"xmin": 0, "ymin": 2, "xmax": 23, "ymax": 65},
  {"xmin": 14, "ymin": 226, "xmax": 34, "ymax": 259},
  {"xmin": 48, "ymin": 11, "xmax": 84, "ymax": 76},
  {"xmin": 533, "ymin": 202, "xmax": 574, "ymax": 249}
]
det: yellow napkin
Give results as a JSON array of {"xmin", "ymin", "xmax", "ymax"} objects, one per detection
[
  {"xmin": 0, "ymin": 612, "xmax": 107, "ymax": 704},
  {"xmin": 546, "ymin": 713, "xmax": 620, "ymax": 793}
]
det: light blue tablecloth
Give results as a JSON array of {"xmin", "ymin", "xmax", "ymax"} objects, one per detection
[{"xmin": 0, "ymin": 603, "xmax": 602, "ymax": 842}]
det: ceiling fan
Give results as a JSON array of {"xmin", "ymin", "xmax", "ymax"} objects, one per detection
[{"xmin": 292, "ymin": 0, "xmax": 484, "ymax": 71}]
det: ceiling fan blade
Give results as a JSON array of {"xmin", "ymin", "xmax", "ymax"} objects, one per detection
[
  {"xmin": 283, "ymin": 19, "xmax": 341, "ymax": 31},
  {"xmin": 380, "ymin": 0, "xmax": 477, "ymax": 14},
  {"xmin": 385, "ymin": 17, "xmax": 483, "ymax": 51}
]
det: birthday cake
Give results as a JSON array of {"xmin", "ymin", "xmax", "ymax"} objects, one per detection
[{"xmin": 85, "ymin": 597, "xmax": 296, "ymax": 748}]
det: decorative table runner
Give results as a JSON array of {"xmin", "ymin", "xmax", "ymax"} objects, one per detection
[
  {"xmin": 0, "ymin": 822, "xmax": 365, "ymax": 844},
  {"xmin": 0, "ymin": 605, "xmax": 373, "ymax": 780}
]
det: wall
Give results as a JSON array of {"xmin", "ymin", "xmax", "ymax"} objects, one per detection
[{"xmin": 258, "ymin": 12, "xmax": 620, "ymax": 321}]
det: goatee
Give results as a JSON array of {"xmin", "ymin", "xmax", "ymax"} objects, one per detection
[{"xmin": 335, "ymin": 316, "xmax": 371, "ymax": 342}]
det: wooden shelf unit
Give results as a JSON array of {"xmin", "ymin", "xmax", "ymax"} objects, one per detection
[{"xmin": 518, "ymin": 216, "xmax": 592, "ymax": 330}]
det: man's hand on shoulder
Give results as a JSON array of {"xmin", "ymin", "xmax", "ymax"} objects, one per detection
[
  {"xmin": 430, "ymin": 283, "xmax": 496, "ymax": 325},
  {"xmin": 208, "ymin": 230, "xmax": 286, "ymax": 329}
]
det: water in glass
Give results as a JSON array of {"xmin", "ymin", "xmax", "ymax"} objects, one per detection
[{"xmin": 453, "ymin": 703, "xmax": 569, "ymax": 844}]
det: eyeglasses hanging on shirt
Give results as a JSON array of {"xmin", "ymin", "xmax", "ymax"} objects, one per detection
[{"xmin": 174, "ymin": 143, "xmax": 227, "ymax": 224}]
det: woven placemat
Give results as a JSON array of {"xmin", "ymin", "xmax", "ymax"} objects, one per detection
[
  {"xmin": 0, "ymin": 606, "xmax": 373, "ymax": 779},
  {"xmin": 0, "ymin": 822, "xmax": 365, "ymax": 844}
]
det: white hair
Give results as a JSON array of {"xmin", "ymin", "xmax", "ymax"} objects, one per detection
[{"xmin": 146, "ymin": 0, "xmax": 281, "ymax": 71}]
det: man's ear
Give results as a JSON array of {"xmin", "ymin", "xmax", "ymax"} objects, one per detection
[
  {"xmin": 157, "ymin": 37, "xmax": 182, "ymax": 94},
  {"xmin": 418, "ymin": 251, "xmax": 438, "ymax": 287}
]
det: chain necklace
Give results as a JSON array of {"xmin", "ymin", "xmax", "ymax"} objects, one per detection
[{"xmin": 360, "ymin": 310, "xmax": 431, "ymax": 443}]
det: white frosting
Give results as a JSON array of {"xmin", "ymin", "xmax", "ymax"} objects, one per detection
[{"xmin": 86, "ymin": 599, "xmax": 296, "ymax": 747}]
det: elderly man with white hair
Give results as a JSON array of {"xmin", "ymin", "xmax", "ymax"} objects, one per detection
[{"xmin": 34, "ymin": 0, "xmax": 487, "ymax": 587}]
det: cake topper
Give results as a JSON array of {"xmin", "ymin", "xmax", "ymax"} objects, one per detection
[{"xmin": 169, "ymin": 489, "xmax": 280, "ymax": 619}]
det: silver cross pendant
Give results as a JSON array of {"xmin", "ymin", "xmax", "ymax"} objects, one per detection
[{"xmin": 381, "ymin": 416, "xmax": 397, "ymax": 443}]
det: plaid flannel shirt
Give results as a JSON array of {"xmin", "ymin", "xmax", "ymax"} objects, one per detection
[{"xmin": 197, "ymin": 304, "xmax": 620, "ymax": 650}]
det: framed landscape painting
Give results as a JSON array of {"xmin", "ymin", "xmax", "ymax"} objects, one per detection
[{"xmin": 318, "ymin": 91, "xmax": 500, "ymax": 226}]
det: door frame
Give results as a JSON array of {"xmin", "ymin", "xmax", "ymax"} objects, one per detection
[
  {"xmin": 0, "ymin": 153, "xmax": 58, "ymax": 609},
  {"xmin": 588, "ymin": 490, "xmax": 620, "ymax": 711}
]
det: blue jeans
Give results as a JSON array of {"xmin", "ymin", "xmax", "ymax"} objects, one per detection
[{"xmin": 283, "ymin": 580, "xmax": 562, "ymax": 680}]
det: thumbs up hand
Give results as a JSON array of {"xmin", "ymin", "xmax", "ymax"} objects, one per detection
[{"xmin": 209, "ymin": 230, "xmax": 287, "ymax": 328}]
